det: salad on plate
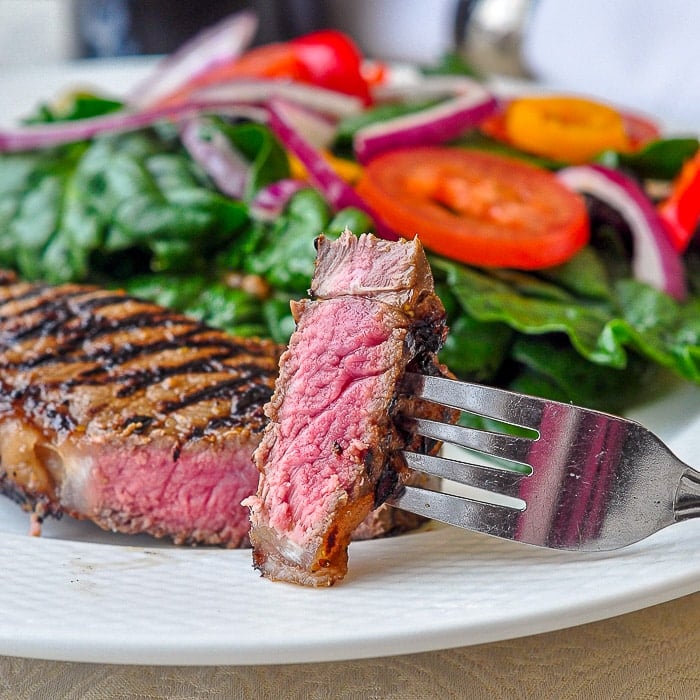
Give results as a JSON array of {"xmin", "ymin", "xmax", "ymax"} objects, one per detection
[{"xmin": 0, "ymin": 10, "xmax": 697, "ymax": 418}]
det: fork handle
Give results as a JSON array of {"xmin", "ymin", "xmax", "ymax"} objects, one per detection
[{"xmin": 675, "ymin": 468, "xmax": 700, "ymax": 519}]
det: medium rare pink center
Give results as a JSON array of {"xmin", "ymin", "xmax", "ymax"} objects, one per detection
[
  {"xmin": 261, "ymin": 297, "xmax": 405, "ymax": 542},
  {"xmin": 86, "ymin": 442, "xmax": 258, "ymax": 544}
]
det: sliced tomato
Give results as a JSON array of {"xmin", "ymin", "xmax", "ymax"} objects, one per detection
[
  {"xmin": 159, "ymin": 30, "xmax": 372, "ymax": 106},
  {"xmin": 356, "ymin": 147, "xmax": 589, "ymax": 269},
  {"xmin": 159, "ymin": 43, "xmax": 304, "ymax": 105}
]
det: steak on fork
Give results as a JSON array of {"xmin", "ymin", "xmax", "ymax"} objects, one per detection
[{"xmin": 244, "ymin": 231, "xmax": 455, "ymax": 585}]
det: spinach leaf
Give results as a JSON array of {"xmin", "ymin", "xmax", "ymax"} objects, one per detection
[
  {"xmin": 326, "ymin": 207, "xmax": 374, "ymax": 236},
  {"xmin": 124, "ymin": 273, "xmax": 268, "ymax": 337},
  {"xmin": 432, "ymin": 256, "xmax": 619, "ymax": 365},
  {"xmin": 536, "ymin": 246, "xmax": 612, "ymax": 300},
  {"xmin": 510, "ymin": 335, "xmax": 664, "ymax": 411},
  {"xmin": 183, "ymin": 281, "xmax": 265, "ymax": 333},
  {"xmin": 240, "ymin": 188, "xmax": 331, "ymax": 293},
  {"xmin": 421, "ymin": 51, "xmax": 480, "ymax": 78},
  {"xmin": 598, "ymin": 138, "xmax": 699, "ymax": 180},
  {"xmin": 610, "ymin": 279, "xmax": 700, "ymax": 382},
  {"xmin": 24, "ymin": 93, "xmax": 123, "ymax": 124},
  {"xmin": 202, "ymin": 119, "xmax": 290, "ymax": 199},
  {"xmin": 125, "ymin": 272, "xmax": 210, "ymax": 310},
  {"xmin": 0, "ymin": 123, "xmax": 285, "ymax": 281},
  {"xmin": 439, "ymin": 312, "xmax": 513, "ymax": 381},
  {"xmin": 262, "ymin": 295, "xmax": 297, "ymax": 345},
  {"xmin": 433, "ymin": 254, "xmax": 700, "ymax": 387}
]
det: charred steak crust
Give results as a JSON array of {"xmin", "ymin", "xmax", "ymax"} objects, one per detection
[
  {"xmin": 244, "ymin": 231, "xmax": 455, "ymax": 586},
  {"xmin": 0, "ymin": 281, "xmax": 280, "ymax": 546}
]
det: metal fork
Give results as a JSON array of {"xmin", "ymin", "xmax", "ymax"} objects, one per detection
[{"xmin": 389, "ymin": 372, "xmax": 700, "ymax": 551}]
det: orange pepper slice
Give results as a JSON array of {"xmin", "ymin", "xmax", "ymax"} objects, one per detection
[{"xmin": 504, "ymin": 96, "xmax": 630, "ymax": 164}]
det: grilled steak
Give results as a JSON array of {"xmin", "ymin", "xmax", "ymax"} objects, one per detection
[
  {"xmin": 0, "ymin": 274, "xmax": 428, "ymax": 546},
  {"xmin": 244, "ymin": 231, "xmax": 455, "ymax": 586},
  {"xmin": 0, "ymin": 276, "xmax": 279, "ymax": 546}
]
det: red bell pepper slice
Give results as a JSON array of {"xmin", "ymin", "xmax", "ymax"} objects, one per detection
[
  {"xmin": 658, "ymin": 150, "xmax": 700, "ymax": 252},
  {"xmin": 289, "ymin": 30, "xmax": 373, "ymax": 104}
]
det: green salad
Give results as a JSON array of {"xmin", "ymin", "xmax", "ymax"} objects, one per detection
[{"xmin": 0, "ymin": 22, "xmax": 698, "ymax": 416}]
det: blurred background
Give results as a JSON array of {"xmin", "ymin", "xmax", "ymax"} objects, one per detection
[
  {"xmin": 0, "ymin": 0, "xmax": 457, "ymax": 65},
  {"xmin": 0, "ymin": 0, "xmax": 698, "ymax": 126}
]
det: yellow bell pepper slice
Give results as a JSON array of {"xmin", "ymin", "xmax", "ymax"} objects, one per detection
[{"xmin": 504, "ymin": 96, "xmax": 630, "ymax": 164}]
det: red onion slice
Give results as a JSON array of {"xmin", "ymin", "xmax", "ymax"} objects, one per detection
[
  {"xmin": 129, "ymin": 11, "xmax": 259, "ymax": 109},
  {"xmin": 0, "ymin": 75, "xmax": 358, "ymax": 153},
  {"xmin": 250, "ymin": 178, "xmax": 307, "ymax": 221},
  {"xmin": 266, "ymin": 97, "xmax": 397, "ymax": 239},
  {"xmin": 191, "ymin": 80, "xmax": 363, "ymax": 119},
  {"xmin": 0, "ymin": 101, "xmax": 266, "ymax": 153},
  {"xmin": 245, "ymin": 95, "xmax": 336, "ymax": 150},
  {"xmin": 266, "ymin": 98, "xmax": 362, "ymax": 211},
  {"xmin": 557, "ymin": 164, "xmax": 687, "ymax": 300},
  {"xmin": 180, "ymin": 118, "xmax": 252, "ymax": 199},
  {"xmin": 354, "ymin": 76, "xmax": 498, "ymax": 163}
]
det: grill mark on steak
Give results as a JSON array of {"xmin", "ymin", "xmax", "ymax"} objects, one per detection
[
  {"xmin": 2, "ymin": 317, "xmax": 275, "ymax": 402},
  {"xmin": 70, "ymin": 352, "xmax": 274, "ymax": 398},
  {"xmin": 160, "ymin": 369, "xmax": 273, "ymax": 413},
  {"xmin": 96, "ymin": 334, "xmax": 254, "ymax": 370},
  {"xmin": 0, "ymin": 287, "xmax": 87, "ymax": 320},
  {"xmin": 112, "ymin": 355, "xmax": 237, "ymax": 397},
  {"xmin": 71, "ymin": 293, "xmax": 141, "ymax": 311},
  {"xmin": 14, "ymin": 327, "xmax": 241, "ymax": 371},
  {"xmin": 2, "ymin": 305, "xmax": 177, "ymax": 344},
  {"xmin": 68, "ymin": 331, "xmax": 206, "ymax": 375},
  {"xmin": 9, "ymin": 309, "xmax": 74, "ymax": 342},
  {"xmin": 192, "ymin": 397, "xmax": 272, "ymax": 436},
  {"xmin": 0, "ymin": 283, "xmax": 65, "ymax": 311}
]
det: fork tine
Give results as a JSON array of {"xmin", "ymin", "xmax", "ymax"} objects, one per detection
[
  {"xmin": 404, "ymin": 372, "xmax": 544, "ymax": 431},
  {"xmin": 401, "ymin": 450, "xmax": 528, "ymax": 498},
  {"xmin": 388, "ymin": 485, "xmax": 522, "ymax": 539},
  {"xmin": 408, "ymin": 417, "xmax": 535, "ymax": 466},
  {"xmin": 392, "ymin": 373, "xmax": 699, "ymax": 552}
]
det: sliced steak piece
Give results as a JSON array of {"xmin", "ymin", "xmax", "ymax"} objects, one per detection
[
  {"xmin": 244, "ymin": 231, "xmax": 455, "ymax": 586},
  {"xmin": 0, "ymin": 279, "xmax": 280, "ymax": 546}
]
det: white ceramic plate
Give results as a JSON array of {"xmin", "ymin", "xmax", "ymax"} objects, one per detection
[
  {"xmin": 1, "ymin": 383, "xmax": 697, "ymax": 666},
  {"xmin": 0, "ymin": 61, "xmax": 698, "ymax": 666}
]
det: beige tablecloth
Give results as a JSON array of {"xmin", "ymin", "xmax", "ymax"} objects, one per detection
[{"xmin": 0, "ymin": 591, "xmax": 697, "ymax": 700}]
